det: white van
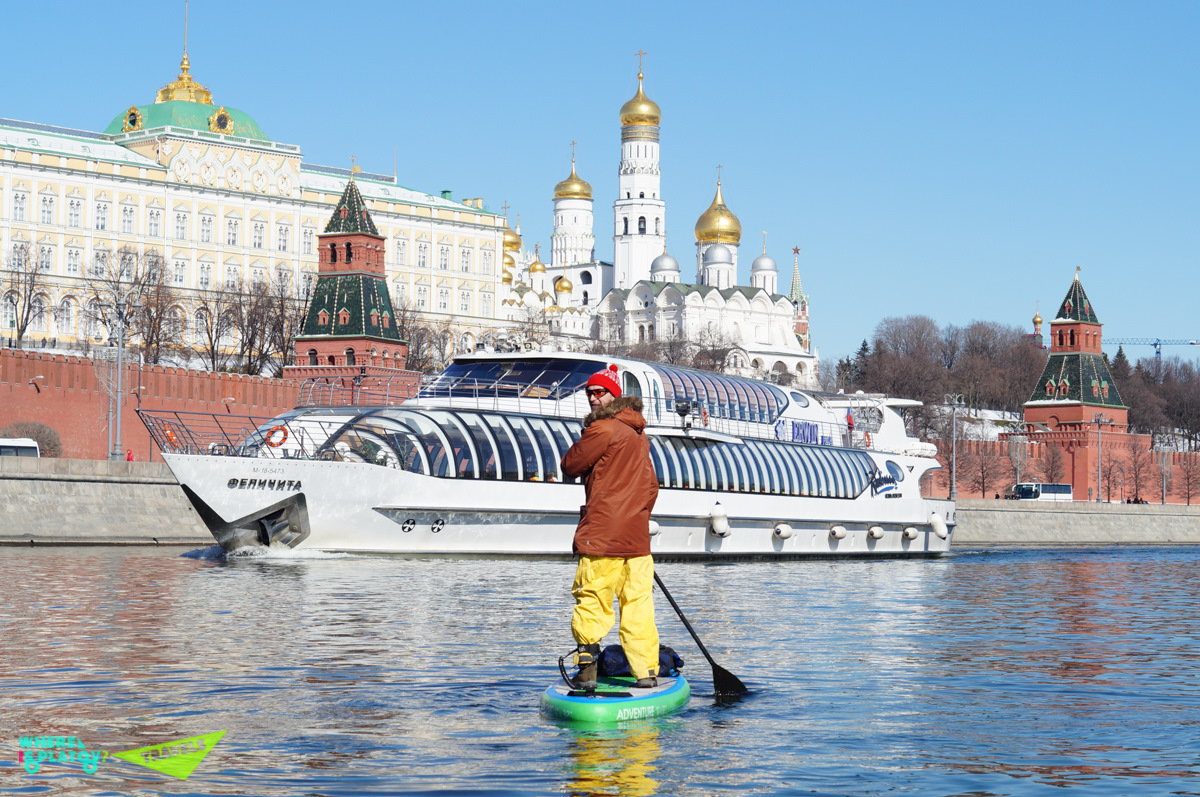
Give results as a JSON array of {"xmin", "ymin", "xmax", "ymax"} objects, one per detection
[
  {"xmin": 1008, "ymin": 482, "xmax": 1072, "ymax": 501},
  {"xmin": 0, "ymin": 438, "xmax": 40, "ymax": 457}
]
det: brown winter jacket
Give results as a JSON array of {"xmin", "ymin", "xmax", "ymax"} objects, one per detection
[{"xmin": 561, "ymin": 395, "xmax": 660, "ymax": 557}]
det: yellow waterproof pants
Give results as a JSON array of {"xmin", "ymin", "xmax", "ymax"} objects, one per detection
[{"xmin": 571, "ymin": 554, "xmax": 659, "ymax": 680}]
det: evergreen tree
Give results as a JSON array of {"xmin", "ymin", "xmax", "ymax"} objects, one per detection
[{"xmin": 1110, "ymin": 346, "xmax": 1132, "ymax": 382}]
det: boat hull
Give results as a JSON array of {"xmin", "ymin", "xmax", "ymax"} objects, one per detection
[{"xmin": 164, "ymin": 453, "xmax": 955, "ymax": 558}]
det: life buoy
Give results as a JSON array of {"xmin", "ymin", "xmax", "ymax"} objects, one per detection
[
  {"xmin": 864, "ymin": 432, "xmax": 872, "ymax": 448},
  {"xmin": 166, "ymin": 428, "xmax": 179, "ymax": 446},
  {"xmin": 702, "ymin": 407, "xmax": 710, "ymax": 427},
  {"xmin": 265, "ymin": 426, "xmax": 289, "ymax": 448}
]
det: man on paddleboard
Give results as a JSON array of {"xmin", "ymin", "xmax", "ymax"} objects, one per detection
[{"xmin": 561, "ymin": 364, "xmax": 661, "ymax": 689}]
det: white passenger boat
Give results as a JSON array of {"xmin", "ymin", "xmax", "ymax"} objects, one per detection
[{"xmin": 142, "ymin": 352, "xmax": 955, "ymax": 558}]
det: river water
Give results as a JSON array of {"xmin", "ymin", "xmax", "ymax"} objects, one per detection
[{"xmin": 1, "ymin": 544, "xmax": 1198, "ymax": 796}]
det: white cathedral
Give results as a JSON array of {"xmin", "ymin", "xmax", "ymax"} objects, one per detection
[{"xmin": 498, "ymin": 66, "xmax": 818, "ymax": 388}]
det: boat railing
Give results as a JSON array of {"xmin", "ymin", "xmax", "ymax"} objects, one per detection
[
  {"xmin": 406, "ymin": 377, "xmax": 870, "ymax": 450},
  {"xmin": 137, "ymin": 409, "xmax": 353, "ymax": 460},
  {"xmin": 141, "ymin": 379, "xmax": 879, "ymax": 460},
  {"xmin": 297, "ymin": 373, "xmax": 419, "ymax": 407}
]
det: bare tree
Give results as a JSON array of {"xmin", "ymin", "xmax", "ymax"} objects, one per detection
[
  {"xmin": 514, "ymin": 304, "xmax": 550, "ymax": 348},
  {"xmin": 2, "ymin": 241, "xmax": 47, "ymax": 346},
  {"xmin": 1154, "ymin": 450, "xmax": 1174, "ymax": 504},
  {"xmin": 692, "ymin": 323, "xmax": 739, "ymax": 375},
  {"xmin": 1041, "ymin": 444, "xmax": 1067, "ymax": 484},
  {"xmin": 132, "ymin": 253, "xmax": 179, "ymax": 365},
  {"xmin": 188, "ymin": 285, "xmax": 242, "ymax": 372},
  {"xmin": 84, "ymin": 245, "xmax": 159, "ymax": 348},
  {"xmin": 962, "ymin": 437, "xmax": 1005, "ymax": 498},
  {"xmin": 230, "ymin": 277, "xmax": 276, "ymax": 375},
  {"xmin": 266, "ymin": 274, "xmax": 310, "ymax": 375},
  {"xmin": 1008, "ymin": 435, "xmax": 1030, "ymax": 486},
  {"xmin": 1177, "ymin": 455, "xmax": 1200, "ymax": 506},
  {"xmin": 1125, "ymin": 444, "xmax": 1154, "ymax": 502},
  {"xmin": 1102, "ymin": 456, "xmax": 1124, "ymax": 503}
]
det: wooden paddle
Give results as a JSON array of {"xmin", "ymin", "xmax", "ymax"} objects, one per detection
[{"xmin": 653, "ymin": 571, "xmax": 748, "ymax": 695}]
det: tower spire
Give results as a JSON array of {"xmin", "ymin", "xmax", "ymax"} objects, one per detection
[{"xmin": 788, "ymin": 246, "xmax": 804, "ymax": 303}]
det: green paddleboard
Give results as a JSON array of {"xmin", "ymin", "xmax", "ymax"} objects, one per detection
[{"xmin": 541, "ymin": 675, "xmax": 690, "ymax": 723}]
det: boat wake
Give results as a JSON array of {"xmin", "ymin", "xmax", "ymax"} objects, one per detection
[{"xmin": 180, "ymin": 545, "xmax": 355, "ymax": 561}]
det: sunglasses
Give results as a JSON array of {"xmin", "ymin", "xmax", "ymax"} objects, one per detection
[{"xmin": 585, "ymin": 388, "xmax": 609, "ymax": 398}]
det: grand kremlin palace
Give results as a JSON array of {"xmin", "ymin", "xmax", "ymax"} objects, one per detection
[{"xmin": 0, "ymin": 51, "xmax": 510, "ymax": 358}]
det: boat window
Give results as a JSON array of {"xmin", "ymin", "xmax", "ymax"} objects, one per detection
[
  {"xmin": 650, "ymin": 436, "xmax": 679, "ymax": 488},
  {"xmin": 482, "ymin": 414, "xmax": 522, "ymax": 480},
  {"xmin": 419, "ymin": 358, "xmax": 603, "ymax": 401},
  {"xmin": 680, "ymin": 439, "xmax": 709, "ymax": 490},
  {"xmin": 696, "ymin": 440, "xmax": 725, "ymax": 491},
  {"xmin": 622, "ymin": 371, "xmax": 642, "ymax": 398},
  {"xmin": 790, "ymin": 391, "xmax": 810, "ymax": 408},
  {"xmin": 886, "ymin": 460, "xmax": 905, "ymax": 482},
  {"xmin": 668, "ymin": 438, "xmax": 694, "ymax": 489},
  {"xmin": 648, "ymin": 438, "xmax": 669, "ymax": 488},
  {"xmin": 376, "ymin": 410, "xmax": 454, "ymax": 477},
  {"xmin": 517, "ymin": 417, "xmax": 560, "ymax": 482},
  {"xmin": 545, "ymin": 419, "xmax": 583, "ymax": 481},
  {"xmin": 723, "ymin": 444, "xmax": 750, "ymax": 492},
  {"xmin": 712, "ymin": 445, "xmax": 741, "ymax": 491},
  {"xmin": 421, "ymin": 410, "xmax": 478, "ymax": 478},
  {"xmin": 744, "ymin": 441, "xmax": 777, "ymax": 493},
  {"xmin": 503, "ymin": 416, "xmax": 543, "ymax": 481},
  {"xmin": 779, "ymin": 445, "xmax": 812, "ymax": 496},
  {"xmin": 757, "ymin": 441, "xmax": 792, "ymax": 495},
  {"xmin": 454, "ymin": 412, "xmax": 499, "ymax": 479}
]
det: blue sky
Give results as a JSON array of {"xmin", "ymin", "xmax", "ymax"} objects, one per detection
[{"xmin": 3, "ymin": 1, "xmax": 1197, "ymax": 364}]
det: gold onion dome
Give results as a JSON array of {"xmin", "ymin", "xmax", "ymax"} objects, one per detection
[
  {"xmin": 620, "ymin": 72, "xmax": 661, "ymax": 126},
  {"xmin": 694, "ymin": 182, "xmax": 742, "ymax": 244},
  {"xmin": 554, "ymin": 162, "xmax": 592, "ymax": 200},
  {"xmin": 556, "ymin": 274, "xmax": 574, "ymax": 293},
  {"xmin": 502, "ymin": 268, "xmax": 514, "ymax": 285},
  {"xmin": 503, "ymin": 251, "xmax": 516, "ymax": 269},
  {"xmin": 528, "ymin": 245, "xmax": 547, "ymax": 273},
  {"xmin": 1033, "ymin": 309, "xmax": 1043, "ymax": 325},
  {"xmin": 503, "ymin": 225, "xmax": 522, "ymax": 252}
]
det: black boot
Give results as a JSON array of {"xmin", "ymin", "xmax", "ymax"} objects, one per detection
[
  {"xmin": 572, "ymin": 643, "xmax": 601, "ymax": 690},
  {"xmin": 633, "ymin": 668, "xmax": 658, "ymax": 688}
]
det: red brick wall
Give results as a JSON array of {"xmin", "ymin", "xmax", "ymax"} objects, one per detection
[{"xmin": 0, "ymin": 349, "xmax": 302, "ymax": 461}]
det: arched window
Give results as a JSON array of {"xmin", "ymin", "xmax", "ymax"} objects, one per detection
[
  {"xmin": 345, "ymin": 348, "xmax": 356, "ymax": 366},
  {"xmin": 329, "ymin": 242, "xmax": 337, "ymax": 264},
  {"xmin": 623, "ymin": 217, "xmax": 629, "ymax": 235},
  {"xmin": 655, "ymin": 217, "xmax": 661, "ymax": 234},
  {"xmin": 639, "ymin": 192, "xmax": 645, "ymax": 199},
  {"xmin": 1069, "ymin": 329, "xmax": 1075, "ymax": 346},
  {"xmin": 582, "ymin": 290, "xmax": 589, "ymax": 306},
  {"xmin": 345, "ymin": 242, "xmax": 353, "ymax": 263},
  {"xmin": 638, "ymin": 216, "xmax": 646, "ymax": 235},
  {"xmin": 307, "ymin": 349, "xmax": 318, "ymax": 366}
]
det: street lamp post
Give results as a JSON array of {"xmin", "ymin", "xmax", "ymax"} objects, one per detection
[
  {"xmin": 1092, "ymin": 412, "xmax": 1113, "ymax": 503},
  {"xmin": 103, "ymin": 298, "xmax": 142, "ymax": 461},
  {"xmin": 945, "ymin": 393, "xmax": 965, "ymax": 500}
]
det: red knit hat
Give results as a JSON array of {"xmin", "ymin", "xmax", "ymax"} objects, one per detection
[{"xmin": 586, "ymin": 364, "xmax": 622, "ymax": 398}]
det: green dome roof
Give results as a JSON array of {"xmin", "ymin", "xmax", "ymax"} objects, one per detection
[{"xmin": 104, "ymin": 100, "xmax": 268, "ymax": 141}]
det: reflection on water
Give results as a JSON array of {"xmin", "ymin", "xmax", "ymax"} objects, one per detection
[
  {"xmin": 564, "ymin": 725, "xmax": 662, "ymax": 797},
  {"xmin": 0, "ymin": 545, "xmax": 1198, "ymax": 795}
]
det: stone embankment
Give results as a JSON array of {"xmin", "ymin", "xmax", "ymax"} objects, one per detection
[
  {"xmin": 0, "ymin": 457, "xmax": 208, "ymax": 545},
  {"xmin": 3, "ymin": 458, "xmax": 1199, "ymax": 546},
  {"xmin": 955, "ymin": 498, "xmax": 1200, "ymax": 545}
]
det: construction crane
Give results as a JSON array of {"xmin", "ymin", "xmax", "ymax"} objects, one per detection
[{"xmin": 1105, "ymin": 338, "xmax": 1199, "ymax": 383}]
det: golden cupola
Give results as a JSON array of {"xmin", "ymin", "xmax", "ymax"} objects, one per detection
[
  {"xmin": 620, "ymin": 71, "xmax": 662, "ymax": 127},
  {"xmin": 554, "ymin": 160, "xmax": 592, "ymax": 200},
  {"xmin": 1033, "ymin": 308, "xmax": 1043, "ymax": 325},
  {"xmin": 529, "ymin": 245, "xmax": 547, "ymax": 273},
  {"xmin": 502, "ymin": 268, "xmax": 514, "ymax": 285},
  {"xmin": 556, "ymin": 270, "xmax": 574, "ymax": 293},
  {"xmin": 503, "ymin": 223, "xmax": 522, "ymax": 252},
  {"xmin": 503, "ymin": 251, "xmax": 516, "ymax": 270},
  {"xmin": 694, "ymin": 181, "xmax": 742, "ymax": 245},
  {"xmin": 155, "ymin": 52, "xmax": 214, "ymax": 104}
]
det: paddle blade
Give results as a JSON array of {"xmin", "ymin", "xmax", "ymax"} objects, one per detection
[{"xmin": 712, "ymin": 662, "xmax": 748, "ymax": 695}]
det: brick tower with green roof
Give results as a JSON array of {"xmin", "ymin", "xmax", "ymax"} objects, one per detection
[
  {"xmin": 284, "ymin": 174, "xmax": 418, "ymax": 396},
  {"xmin": 1016, "ymin": 268, "xmax": 1136, "ymax": 500}
]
